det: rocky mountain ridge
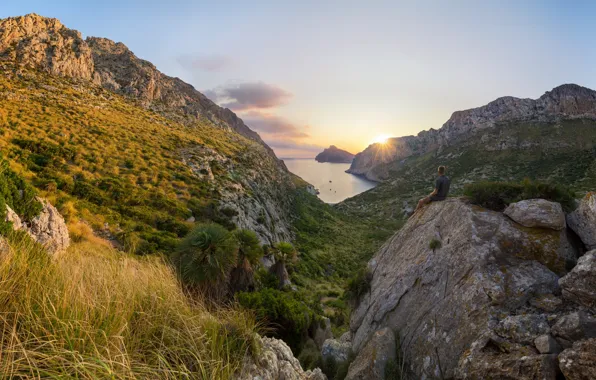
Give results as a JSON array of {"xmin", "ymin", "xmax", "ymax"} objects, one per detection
[
  {"xmin": 0, "ymin": 14, "xmax": 270, "ymax": 151},
  {"xmin": 349, "ymin": 84, "xmax": 596, "ymax": 181},
  {"xmin": 315, "ymin": 145, "xmax": 355, "ymax": 163}
]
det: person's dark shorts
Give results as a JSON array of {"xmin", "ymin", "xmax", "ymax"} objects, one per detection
[{"xmin": 430, "ymin": 195, "xmax": 446, "ymax": 202}]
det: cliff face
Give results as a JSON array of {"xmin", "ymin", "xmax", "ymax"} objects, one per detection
[
  {"xmin": 348, "ymin": 198, "xmax": 595, "ymax": 379},
  {"xmin": 315, "ymin": 145, "xmax": 355, "ymax": 163},
  {"xmin": 348, "ymin": 84, "xmax": 596, "ymax": 181}
]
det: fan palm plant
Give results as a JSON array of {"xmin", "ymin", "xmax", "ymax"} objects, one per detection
[
  {"xmin": 270, "ymin": 242, "xmax": 298, "ymax": 289},
  {"xmin": 229, "ymin": 229, "xmax": 263, "ymax": 293}
]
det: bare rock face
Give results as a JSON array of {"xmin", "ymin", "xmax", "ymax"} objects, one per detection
[
  {"xmin": 349, "ymin": 198, "xmax": 585, "ymax": 379},
  {"xmin": 4, "ymin": 199, "xmax": 70, "ymax": 255},
  {"xmin": 567, "ymin": 192, "xmax": 596, "ymax": 250},
  {"xmin": 345, "ymin": 328, "xmax": 396, "ymax": 380},
  {"xmin": 504, "ymin": 199, "xmax": 566, "ymax": 230},
  {"xmin": 558, "ymin": 338, "xmax": 596, "ymax": 379},
  {"xmin": 321, "ymin": 332, "xmax": 352, "ymax": 365},
  {"xmin": 349, "ymin": 85, "xmax": 596, "ymax": 181},
  {"xmin": 559, "ymin": 251, "xmax": 596, "ymax": 308},
  {"xmin": 0, "ymin": 14, "xmax": 94, "ymax": 80},
  {"xmin": 237, "ymin": 335, "xmax": 326, "ymax": 380}
]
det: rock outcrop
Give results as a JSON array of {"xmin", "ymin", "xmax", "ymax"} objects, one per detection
[
  {"xmin": 559, "ymin": 251, "xmax": 596, "ymax": 309},
  {"xmin": 321, "ymin": 332, "xmax": 352, "ymax": 365},
  {"xmin": 504, "ymin": 199, "xmax": 566, "ymax": 230},
  {"xmin": 5, "ymin": 198, "xmax": 70, "ymax": 254},
  {"xmin": 348, "ymin": 85, "xmax": 596, "ymax": 181},
  {"xmin": 345, "ymin": 327, "xmax": 396, "ymax": 380},
  {"xmin": 349, "ymin": 198, "xmax": 593, "ymax": 379},
  {"xmin": 237, "ymin": 335, "xmax": 326, "ymax": 380},
  {"xmin": 558, "ymin": 338, "xmax": 596, "ymax": 379},
  {"xmin": 567, "ymin": 192, "xmax": 596, "ymax": 250},
  {"xmin": 315, "ymin": 146, "xmax": 355, "ymax": 164}
]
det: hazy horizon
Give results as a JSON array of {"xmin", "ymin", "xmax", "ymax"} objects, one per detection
[{"xmin": 3, "ymin": 1, "xmax": 596, "ymax": 158}]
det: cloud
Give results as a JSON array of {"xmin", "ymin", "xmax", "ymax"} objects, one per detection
[
  {"xmin": 206, "ymin": 82, "xmax": 292, "ymax": 111},
  {"xmin": 177, "ymin": 54, "xmax": 232, "ymax": 72},
  {"xmin": 243, "ymin": 111, "xmax": 309, "ymax": 138}
]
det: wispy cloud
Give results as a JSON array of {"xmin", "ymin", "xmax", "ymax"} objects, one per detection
[
  {"xmin": 206, "ymin": 82, "xmax": 292, "ymax": 111},
  {"xmin": 243, "ymin": 111, "xmax": 309, "ymax": 138},
  {"xmin": 177, "ymin": 54, "xmax": 233, "ymax": 72}
]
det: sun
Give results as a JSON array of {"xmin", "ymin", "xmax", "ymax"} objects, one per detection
[{"xmin": 371, "ymin": 134, "xmax": 390, "ymax": 145}]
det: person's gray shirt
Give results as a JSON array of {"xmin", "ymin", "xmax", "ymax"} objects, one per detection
[{"xmin": 434, "ymin": 175, "xmax": 451, "ymax": 200}]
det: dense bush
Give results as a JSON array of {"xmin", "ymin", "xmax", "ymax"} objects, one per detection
[
  {"xmin": 463, "ymin": 180, "xmax": 576, "ymax": 212},
  {"xmin": 297, "ymin": 339, "xmax": 322, "ymax": 371},
  {"xmin": 171, "ymin": 224, "xmax": 238, "ymax": 295},
  {"xmin": 0, "ymin": 159, "xmax": 42, "ymax": 234},
  {"xmin": 236, "ymin": 288, "xmax": 317, "ymax": 352},
  {"xmin": 345, "ymin": 266, "xmax": 373, "ymax": 303}
]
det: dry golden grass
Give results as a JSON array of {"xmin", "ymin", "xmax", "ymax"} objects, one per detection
[{"xmin": 0, "ymin": 234, "xmax": 257, "ymax": 379}]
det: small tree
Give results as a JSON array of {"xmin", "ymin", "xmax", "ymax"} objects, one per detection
[
  {"xmin": 172, "ymin": 223, "xmax": 238, "ymax": 298},
  {"xmin": 270, "ymin": 242, "xmax": 298, "ymax": 289},
  {"xmin": 230, "ymin": 229, "xmax": 263, "ymax": 293}
]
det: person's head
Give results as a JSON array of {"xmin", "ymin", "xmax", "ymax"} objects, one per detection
[{"xmin": 437, "ymin": 166, "xmax": 446, "ymax": 176}]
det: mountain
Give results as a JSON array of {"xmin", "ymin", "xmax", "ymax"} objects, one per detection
[
  {"xmin": 339, "ymin": 85, "xmax": 596, "ymax": 225},
  {"xmin": 348, "ymin": 84, "xmax": 596, "ymax": 181},
  {"xmin": 0, "ymin": 13, "xmax": 300, "ymax": 247},
  {"xmin": 315, "ymin": 145, "xmax": 354, "ymax": 163}
]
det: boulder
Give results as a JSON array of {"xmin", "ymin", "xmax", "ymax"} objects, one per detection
[
  {"xmin": 552, "ymin": 311, "xmax": 596, "ymax": 343},
  {"xmin": 534, "ymin": 335, "xmax": 562, "ymax": 354},
  {"xmin": 321, "ymin": 334, "xmax": 352, "ymax": 365},
  {"xmin": 314, "ymin": 318, "xmax": 333, "ymax": 349},
  {"xmin": 504, "ymin": 199, "xmax": 566, "ymax": 230},
  {"xmin": 567, "ymin": 192, "xmax": 596, "ymax": 250},
  {"xmin": 529, "ymin": 294, "xmax": 563, "ymax": 312},
  {"xmin": 5, "ymin": 205, "xmax": 25, "ymax": 230},
  {"xmin": 559, "ymin": 251, "xmax": 596, "ymax": 308},
  {"xmin": 494, "ymin": 314, "xmax": 550, "ymax": 344},
  {"xmin": 558, "ymin": 338, "xmax": 596, "ymax": 379},
  {"xmin": 345, "ymin": 327, "xmax": 396, "ymax": 380},
  {"xmin": 349, "ymin": 198, "xmax": 571, "ymax": 379},
  {"xmin": 456, "ymin": 350, "xmax": 559, "ymax": 380},
  {"xmin": 237, "ymin": 335, "xmax": 326, "ymax": 380}
]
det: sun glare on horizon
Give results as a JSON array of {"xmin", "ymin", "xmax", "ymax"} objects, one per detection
[{"xmin": 371, "ymin": 134, "xmax": 390, "ymax": 145}]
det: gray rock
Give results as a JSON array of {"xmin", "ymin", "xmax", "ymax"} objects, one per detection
[
  {"xmin": 346, "ymin": 327, "xmax": 396, "ymax": 380},
  {"xmin": 504, "ymin": 199, "xmax": 566, "ymax": 230},
  {"xmin": 237, "ymin": 334, "xmax": 326, "ymax": 380},
  {"xmin": 5, "ymin": 205, "xmax": 25, "ymax": 230},
  {"xmin": 349, "ymin": 199, "xmax": 564, "ymax": 379},
  {"xmin": 529, "ymin": 294, "xmax": 563, "ymax": 312},
  {"xmin": 314, "ymin": 318, "xmax": 333, "ymax": 349},
  {"xmin": 567, "ymin": 192, "xmax": 596, "ymax": 250},
  {"xmin": 558, "ymin": 338, "xmax": 596, "ymax": 380},
  {"xmin": 494, "ymin": 314, "xmax": 550, "ymax": 344},
  {"xmin": 534, "ymin": 335, "xmax": 562, "ymax": 354},
  {"xmin": 456, "ymin": 351, "xmax": 559, "ymax": 380},
  {"xmin": 559, "ymin": 251, "xmax": 596, "ymax": 308},
  {"xmin": 552, "ymin": 311, "xmax": 596, "ymax": 342},
  {"xmin": 321, "ymin": 337, "xmax": 352, "ymax": 364}
]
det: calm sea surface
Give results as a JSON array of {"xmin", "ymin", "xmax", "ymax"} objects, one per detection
[{"xmin": 283, "ymin": 158, "xmax": 377, "ymax": 204}]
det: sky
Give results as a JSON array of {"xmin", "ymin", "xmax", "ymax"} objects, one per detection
[{"xmin": 3, "ymin": 1, "xmax": 596, "ymax": 157}]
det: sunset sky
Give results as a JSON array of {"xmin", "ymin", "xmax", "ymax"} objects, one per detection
[{"xmin": 3, "ymin": 1, "xmax": 596, "ymax": 157}]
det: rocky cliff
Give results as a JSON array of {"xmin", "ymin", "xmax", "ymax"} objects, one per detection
[
  {"xmin": 347, "ymin": 197, "xmax": 596, "ymax": 379},
  {"xmin": 315, "ymin": 145, "xmax": 355, "ymax": 163},
  {"xmin": 348, "ymin": 84, "xmax": 596, "ymax": 181}
]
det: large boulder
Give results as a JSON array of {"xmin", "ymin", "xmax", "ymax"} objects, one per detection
[
  {"xmin": 567, "ymin": 192, "xmax": 596, "ymax": 250},
  {"xmin": 237, "ymin": 335, "xmax": 326, "ymax": 380},
  {"xmin": 559, "ymin": 251, "xmax": 596, "ymax": 308},
  {"xmin": 321, "ymin": 332, "xmax": 352, "ymax": 365},
  {"xmin": 349, "ymin": 198, "xmax": 577, "ymax": 379},
  {"xmin": 345, "ymin": 327, "xmax": 396, "ymax": 380},
  {"xmin": 504, "ymin": 199, "xmax": 566, "ymax": 230},
  {"xmin": 551, "ymin": 311, "xmax": 596, "ymax": 345},
  {"xmin": 4, "ymin": 199, "xmax": 70, "ymax": 255},
  {"xmin": 558, "ymin": 338, "xmax": 596, "ymax": 379}
]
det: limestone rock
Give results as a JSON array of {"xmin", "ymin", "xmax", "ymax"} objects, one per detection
[
  {"xmin": 349, "ymin": 198, "xmax": 571, "ymax": 379},
  {"xmin": 28, "ymin": 199, "xmax": 70, "ymax": 254},
  {"xmin": 534, "ymin": 335, "xmax": 562, "ymax": 354},
  {"xmin": 529, "ymin": 294, "xmax": 563, "ymax": 312},
  {"xmin": 559, "ymin": 251, "xmax": 596, "ymax": 308},
  {"xmin": 504, "ymin": 199, "xmax": 566, "ymax": 230},
  {"xmin": 5, "ymin": 205, "xmax": 25, "ymax": 230},
  {"xmin": 567, "ymin": 192, "xmax": 596, "ymax": 250},
  {"xmin": 552, "ymin": 311, "xmax": 596, "ymax": 342},
  {"xmin": 558, "ymin": 338, "xmax": 596, "ymax": 379},
  {"xmin": 237, "ymin": 335, "xmax": 326, "ymax": 380},
  {"xmin": 345, "ymin": 328, "xmax": 396, "ymax": 380},
  {"xmin": 321, "ymin": 334, "xmax": 352, "ymax": 365},
  {"xmin": 314, "ymin": 318, "xmax": 333, "ymax": 349},
  {"xmin": 456, "ymin": 351, "xmax": 559, "ymax": 380},
  {"xmin": 494, "ymin": 314, "xmax": 550, "ymax": 344}
]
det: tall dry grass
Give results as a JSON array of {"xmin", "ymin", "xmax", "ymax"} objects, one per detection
[{"xmin": 0, "ymin": 233, "xmax": 257, "ymax": 379}]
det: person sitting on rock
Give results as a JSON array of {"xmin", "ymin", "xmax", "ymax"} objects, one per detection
[{"xmin": 415, "ymin": 165, "xmax": 451, "ymax": 212}]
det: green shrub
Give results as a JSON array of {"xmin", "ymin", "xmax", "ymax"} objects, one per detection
[
  {"xmin": 171, "ymin": 224, "xmax": 238, "ymax": 291},
  {"xmin": 429, "ymin": 239, "xmax": 442, "ymax": 250},
  {"xmin": 236, "ymin": 288, "xmax": 317, "ymax": 352},
  {"xmin": 230, "ymin": 229, "xmax": 264, "ymax": 293},
  {"xmin": 0, "ymin": 158, "xmax": 42, "ymax": 234},
  {"xmin": 464, "ymin": 180, "xmax": 576, "ymax": 212},
  {"xmin": 298, "ymin": 339, "xmax": 322, "ymax": 371},
  {"xmin": 346, "ymin": 266, "xmax": 372, "ymax": 303}
]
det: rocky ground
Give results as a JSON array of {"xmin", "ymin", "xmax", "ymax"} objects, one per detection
[{"xmin": 338, "ymin": 193, "xmax": 596, "ymax": 379}]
